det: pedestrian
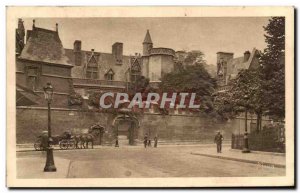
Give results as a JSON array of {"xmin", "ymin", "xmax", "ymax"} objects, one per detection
[
  {"xmin": 148, "ymin": 139, "xmax": 152, "ymax": 147},
  {"xmin": 154, "ymin": 136, "xmax": 158, "ymax": 148},
  {"xmin": 144, "ymin": 134, "xmax": 148, "ymax": 148},
  {"xmin": 214, "ymin": 131, "xmax": 223, "ymax": 153},
  {"xmin": 115, "ymin": 136, "xmax": 119, "ymax": 147},
  {"xmin": 41, "ymin": 131, "xmax": 48, "ymax": 151}
]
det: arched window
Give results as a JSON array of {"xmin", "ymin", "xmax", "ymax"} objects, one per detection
[
  {"xmin": 130, "ymin": 59, "xmax": 141, "ymax": 83},
  {"xmin": 105, "ymin": 69, "xmax": 115, "ymax": 81}
]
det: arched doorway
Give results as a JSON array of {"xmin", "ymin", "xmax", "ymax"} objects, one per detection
[
  {"xmin": 112, "ymin": 114, "xmax": 140, "ymax": 146},
  {"xmin": 89, "ymin": 124, "xmax": 105, "ymax": 145}
]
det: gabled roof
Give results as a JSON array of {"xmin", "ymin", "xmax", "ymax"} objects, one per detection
[
  {"xmin": 131, "ymin": 57, "xmax": 141, "ymax": 71},
  {"xmin": 105, "ymin": 68, "xmax": 115, "ymax": 75},
  {"xmin": 86, "ymin": 51, "xmax": 99, "ymax": 65},
  {"xmin": 19, "ymin": 27, "xmax": 72, "ymax": 67},
  {"xmin": 143, "ymin": 30, "xmax": 152, "ymax": 44},
  {"xmin": 226, "ymin": 48, "xmax": 260, "ymax": 77}
]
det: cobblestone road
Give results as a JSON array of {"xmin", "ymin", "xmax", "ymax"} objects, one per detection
[{"xmin": 17, "ymin": 145, "xmax": 285, "ymax": 178}]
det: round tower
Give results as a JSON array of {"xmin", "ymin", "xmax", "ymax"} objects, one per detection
[{"xmin": 148, "ymin": 48, "xmax": 175, "ymax": 82}]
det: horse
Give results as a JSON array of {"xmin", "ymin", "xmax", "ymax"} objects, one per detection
[
  {"xmin": 74, "ymin": 126, "xmax": 103, "ymax": 149},
  {"xmin": 79, "ymin": 133, "xmax": 95, "ymax": 149}
]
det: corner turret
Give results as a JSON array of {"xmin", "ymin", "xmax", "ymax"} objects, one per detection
[{"xmin": 143, "ymin": 30, "xmax": 153, "ymax": 56}]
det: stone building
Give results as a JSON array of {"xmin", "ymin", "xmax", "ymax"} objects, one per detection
[
  {"xmin": 16, "ymin": 20, "xmax": 176, "ymax": 107},
  {"xmin": 216, "ymin": 48, "xmax": 261, "ymax": 92},
  {"xmin": 15, "ymin": 19, "xmax": 232, "ymax": 146},
  {"xmin": 141, "ymin": 30, "xmax": 175, "ymax": 83},
  {"xmin": 16, "ymin": 19, "xmax": 74, "ymax": 108},
  {"xmin": 65, "ymin": 29, "xmax": 175, "ymax": 98}
]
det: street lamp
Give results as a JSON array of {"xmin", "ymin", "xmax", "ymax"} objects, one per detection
[
  {"xmin": 242, "ymin": 94, "xmax": 250, "ymax": 153},
  {"xmin": 43, "ymin": 82, "xmax": 57, "ymax": 172}
]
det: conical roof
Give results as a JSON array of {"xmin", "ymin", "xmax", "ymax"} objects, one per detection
[{"xmin": 143, "ymin": 30, "xmax": 152, "ymax": 44}]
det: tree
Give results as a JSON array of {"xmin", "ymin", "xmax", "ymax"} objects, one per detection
[
  {"xmin": 161, "ymin": 63, "xmax": 217, "ymax": 113},
  {"xmin": 230, "ymin": 69, "xmax": 264, "ymax": 132},
  {"xmin": 213, "ymin": 17, "xmax": 285, "ymax": 125},
  {"xmin": 213, "ymin": 90, "xmax": 234, "ymax": 120},
  {"xmin": 174, "ymin": 50, "xmax": 206, "ymax": 71},
  {"xmin": 260, "ymin": 17, "xmax": 285, "ymax": 119},
  {"xmin": 128, "ymin": 75, "xmax": 150, "ymax": 98}
]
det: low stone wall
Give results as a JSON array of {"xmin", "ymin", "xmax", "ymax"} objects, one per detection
[{"xmin": 16, "ymin": 107, "xmax": 236, "ymax": 144}]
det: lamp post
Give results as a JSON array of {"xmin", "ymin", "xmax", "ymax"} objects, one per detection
[
  {"xmin": 43, "ymin": 82, "xmax": 57, "ymax": 172},
  {"xmin": 242, "ymin": 94, "xmax": 250, "ymax": 153}
]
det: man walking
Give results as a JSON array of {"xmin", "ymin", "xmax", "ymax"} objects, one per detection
[
  {"xmin": 214, "ymin": 131, "xmax": 223, "ymax": 153},
  {"xmin": 144, "ymin": 134, "xmax": 148, "ymax": 148}
]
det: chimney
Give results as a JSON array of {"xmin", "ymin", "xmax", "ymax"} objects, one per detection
[
  {"xmin": 32, "ymin": 19, "xmax": 35, "ymax": 29},
  {"xmin": 56, "ymin": 23, "xmax": 58, "ymax": 32},
  {"xmin": 112, "ymin": 42, "xmax": 123, "ymax": 64},
  {"xmin": 74, "ymin": 40, "xmax": 81, "ymax": 52},
  {"xmin": 73, "ymin": 40, "xmax": 82, "ymax": 66},
  {"xmin": 244, "ymin": 51, "xmax": 251, "ymax": 62}
]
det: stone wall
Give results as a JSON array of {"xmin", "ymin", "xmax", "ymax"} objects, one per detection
[{"xmin": 16, "ymin": 107, "xmax": 236, "ymax": 144}]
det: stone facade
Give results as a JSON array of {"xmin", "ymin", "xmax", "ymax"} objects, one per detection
[
  {"xmin": 16, "ymin": 20, "xmax": 74, "ymax": 108},
  {"xmin": 141, "ymin": 31, "xmax": 175, "ymax": 82},
  {"xmin": 16, "ymin": 107, "xmax": 234, "ymax": 144},
  {"xmin": 216, "ymin": 48, "xmax": 261, "ymax": 89},
  {"xmin": 16, "ymin": 19, "xmax": 266, "ymax": 145}
]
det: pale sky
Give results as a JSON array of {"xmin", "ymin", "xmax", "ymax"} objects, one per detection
[{"xmin": 21, "ymin": 17, "xmax": 270, "ymax": 65}]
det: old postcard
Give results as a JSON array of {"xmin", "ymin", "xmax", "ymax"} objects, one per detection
[{"xmin": 6, "ymin": 6, "xmax": 294, "ymax": 187}]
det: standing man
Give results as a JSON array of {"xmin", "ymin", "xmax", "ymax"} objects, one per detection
[
  {"xmin": 115, "ymin": 135, "xmax": 119, "ymax": 147},
  {"xmin": 214, "ymin": 131, "xmax": 223, "ymax": 153},
  {"xmin": 154, "ymin": 136, "xmax": 158, "ymax": 148},
  {"xmin": 144, "ymin": 134, "xmax": 148, "ymax": 148}
]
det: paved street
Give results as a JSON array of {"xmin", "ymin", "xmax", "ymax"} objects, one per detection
[{"xmin": 17, "ymin": 145, "xmax": 285, "ymax": 178}]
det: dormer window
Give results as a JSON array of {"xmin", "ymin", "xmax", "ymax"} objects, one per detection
[
  {"xmin": 86, "ymin": 66, "xmax": 98, "ymax": 79},
  {"xmin": 130, "ymin": 58, "xmax": 141, "ymax": 83},
  {"xmin": 85, "ymin": 51, "xmax": 99, "ymax": 79},
  {"xmin": 105, "ymin": 69, "xmax": 115, "ymax": 81}
]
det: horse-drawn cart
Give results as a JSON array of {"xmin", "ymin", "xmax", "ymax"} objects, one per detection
[
  {"xmin": 58, "ymin": 131, "xmax": 76, "ymax": 150},
  {"xmin": 33, "ymin": 131, "xmax": 76, "ymax": 150},
  {"xmin": 33, "ymin": 124, "xmax": 105, "ymax": 150}
]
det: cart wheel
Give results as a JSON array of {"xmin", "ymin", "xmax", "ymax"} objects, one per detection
[
  {"xmin": 34, "ymin": 139, "xmax": 41, "ymax": 151},
  {"xmin": 69, "ymin": 141, "xmax": 75, "ymax": 149},
  {"xmin": 59, "ymin": 140, "xmax": 68, "ymax": 150}
]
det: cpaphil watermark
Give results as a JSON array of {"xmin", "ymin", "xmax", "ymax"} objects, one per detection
[{"xmin": 99, "ymin": 92, "xmax": 200, "ymax": 109}]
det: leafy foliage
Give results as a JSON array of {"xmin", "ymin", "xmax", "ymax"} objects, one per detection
[
  {"xmin": 260, "ymin": 17, "xmax": 285, "ymax": 119},
  {"xmin": 161, "ymin": 51, "xmax": 217, "ymax": 113},
  {"xmin": 214, "ymin": 17, "xmax": 285, "ymax": 123}
]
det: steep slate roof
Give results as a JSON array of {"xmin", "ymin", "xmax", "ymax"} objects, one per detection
[
  {"xmin": 226, "ymin": 48, "xmax": 259, "ymax": 79},
  {"xmin": 19, "ymin": 27, "xmax": 72, "ymax": 67},
  {"xmin": 65, "ymin": 48, "xmax": 132, "ymax": 80},
  {"xmin": 143, "ymin": 30, "xmax": 152, "ymax": 44}
]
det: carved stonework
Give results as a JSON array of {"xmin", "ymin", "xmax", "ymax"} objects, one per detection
[
  {"xmin": 149, "ymin": 48, "xmax": 175, "ymax": 56},
  {"xmin": 68, "ymin": 93, "xmax": 83, "ymax": 106}
]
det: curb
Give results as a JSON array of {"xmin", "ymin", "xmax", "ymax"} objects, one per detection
[
  {"xmin": 16, "ymin": 144, "xmax": 231, "ymax": 153},
  {"xmin": 229, "ymin": 148, "xmax": 285, "ymax": 156},
  {"xmin": 190, "ymin": 152, "xmax": 286, "ymax": 169}
]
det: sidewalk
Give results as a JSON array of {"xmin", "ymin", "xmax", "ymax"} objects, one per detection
[
  {"xmin": 17, "ymin": 155, "xmax": 70, "ymax": 178},
  {"xmin": 191, "ymin": 146, "xmax": 286, "ymax": 168}
]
